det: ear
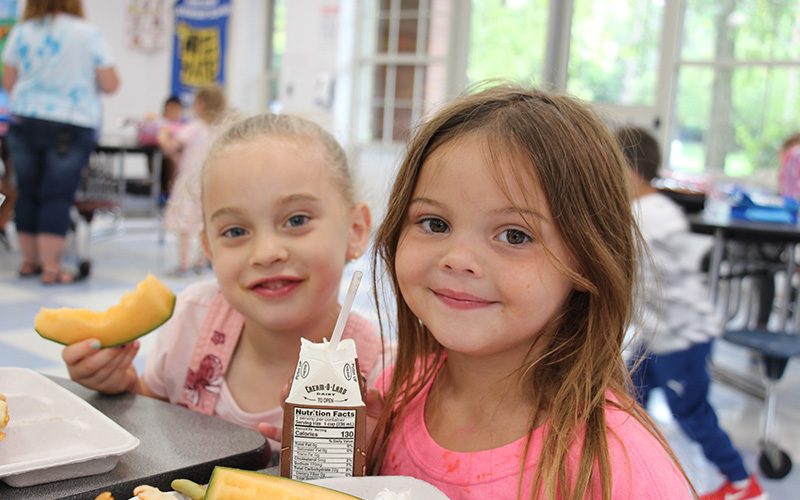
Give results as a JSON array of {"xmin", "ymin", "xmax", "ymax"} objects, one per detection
[
  {"xmin": 346, "ymin": 202, "xmax": 371, "ymax": 261},
  {"xmin": 200, "ymin": 228, "xmax": 213, "ymax": 262}
]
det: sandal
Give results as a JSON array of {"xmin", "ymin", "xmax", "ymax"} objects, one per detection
[
  {"xmin": 40, "ymin": 269, "xmax": 81, "ymax": 285},
  {"xmin": 18, "ymin": 262, "xmax": 42, "ymax": 277}
]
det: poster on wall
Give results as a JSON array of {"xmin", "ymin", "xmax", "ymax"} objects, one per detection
[
  {"xmin": 127, "ymin": 0, "xmax": 167, "ymax": 52},
  {"xmin": 171, "ymin": 0, "xmax": 230, "ymax": 105}
]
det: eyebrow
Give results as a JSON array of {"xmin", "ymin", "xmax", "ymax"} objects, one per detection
[
  {"xmin": 279, "ymin": 193, "xmax": 321, "ymax": 205},
  {"xmin": 209, "ymin": 193, "xmax": 321, "ymax": 222},
  {"xmin": 409, "ymin": 197, "xmax": 546, "ymax": 220}
]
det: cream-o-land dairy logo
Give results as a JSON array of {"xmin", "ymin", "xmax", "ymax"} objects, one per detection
[{"xmin": 286, "ymin": 339, "xmax": 364, "ymax": 407}]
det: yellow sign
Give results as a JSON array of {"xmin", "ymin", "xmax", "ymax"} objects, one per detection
[{"xmin": 176, "ymin": 22, "xmax": 220, "ymax": 87}]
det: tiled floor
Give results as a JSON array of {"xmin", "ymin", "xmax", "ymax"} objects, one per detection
[{"xmin": 1, "ymin": 213, "xmax": 799, "ymax": 497}]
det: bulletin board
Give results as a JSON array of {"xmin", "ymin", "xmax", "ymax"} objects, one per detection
[{"xmin": 170, "ymin": 0, "xmax": 230, "ymax": 105}]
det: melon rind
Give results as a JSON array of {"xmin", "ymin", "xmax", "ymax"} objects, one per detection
[
  {"xmin": 34, "ymin": 274, "xmax": 176, "ymax": 348},
  {"xmin": 204, "ymin": 466, "xmax": 359, "ymax": 500}
]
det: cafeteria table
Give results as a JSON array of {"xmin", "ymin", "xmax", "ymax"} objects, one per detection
[
  {"xmin": 0, "ymin": 377, "xmax": 271, "ymax": 500},
  {"xmin": 688, "ymin": 214, "xmax": 800, "ymax": 398}
]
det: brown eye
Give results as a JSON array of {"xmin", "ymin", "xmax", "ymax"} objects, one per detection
[
  {"xmin": 500, "ymin": 229, "xmax": 531, "ymax": 245},
  {"xmin": 421, "ymin": 217, "xmax": 449, "ymax": 233}
]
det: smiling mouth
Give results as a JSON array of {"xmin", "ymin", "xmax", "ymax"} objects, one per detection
[
  {"xmin": 249, "ymin": 278, "xmax": 302, "ymax": 297},
  {"xmin": 432, "ymin": 289, "xmax": 496, "ymax": 309},
  {"xmin": 253, "ymin": 279, "xmax": 299, "ymax": 290}
]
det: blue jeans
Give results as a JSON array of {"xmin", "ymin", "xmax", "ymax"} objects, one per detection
[
  {"xmin": 8, "ymin": 116, "xmax": 96, "ymax": 236},
  {"xmin": 630, "ymin": 341, "xmax": 749, "ymax": 482}
]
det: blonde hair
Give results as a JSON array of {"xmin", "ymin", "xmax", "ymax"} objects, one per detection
[
  {"xmin": 368, "ymin": 84, "xmax": 693, "ymax": 499},
  {"xmin": 201, "ymin": 113, "xmax": 356, "ymax": 206},
  {"xmin": 194, "ymin": 85, "xmax": 227, "ymax": 125},
  {"xmin": 23, "ymin": 0, "xmax": 83, "ymax": 19}
]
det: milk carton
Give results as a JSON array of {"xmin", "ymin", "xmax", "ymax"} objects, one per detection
[{"xmin": 280, "ymin": 338, "xmax": 367, "ymax": 479}]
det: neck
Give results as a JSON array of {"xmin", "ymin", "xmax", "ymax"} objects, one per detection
[
  {"xmin": 436, "ymin": 349, "xmax": 534, "ymax": 410},
  {"xmin": 238, "ymin": 301, "xmax": 342, "ymax": 363},
  {"xmin": 631, "ymin": 179, "xmax": 658, "ymax": 199}
]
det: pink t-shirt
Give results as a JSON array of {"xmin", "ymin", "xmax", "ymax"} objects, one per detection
[
  {"xmin": 377, "ymin": 367, "xmax": 692, "ymax": 500},
  {"xmin": 143, "ymin": 279, "xmax": 382, "ymax": 437},
  {"xmin": 779, "ymin": 144, "xmax": 800, "ymax": 199},
  {"xmin": 162, "ymin": 119, "xmax": 210, "ymax": 234}
]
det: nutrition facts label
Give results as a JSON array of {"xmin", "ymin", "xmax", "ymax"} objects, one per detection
[{"xmin": 290, "ymin": 407, "xmax": 357, "ymax": 480}]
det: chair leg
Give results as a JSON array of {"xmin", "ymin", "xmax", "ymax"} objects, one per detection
[{"xmin": 758, "ymin": 365, "xmax": 793, "ymax": 479}]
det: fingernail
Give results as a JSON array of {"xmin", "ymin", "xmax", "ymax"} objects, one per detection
[{"xmin": 90, "ymin": 340, "xmax": 101, "ymax": 350}]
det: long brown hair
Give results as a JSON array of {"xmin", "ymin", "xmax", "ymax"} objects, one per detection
[
  {"xmin": 23, "ymin": 0, "xmax": 83, "ymax": 20},
  {"xmin": 368, "ymin": 84, "xmax": 693, "ymax": 499}
]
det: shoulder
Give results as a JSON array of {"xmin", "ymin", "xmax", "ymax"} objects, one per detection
[
  {"xmin": 635, "ymin": 193, "xmax": 688, "ymax": 239},
  {"xmin": 177, "ymin": 278, "xmax": 221, "ymax": 306},
  {"xmin": 342, "ymin": 312, "xmax": 382, "ymax": 373},
  {"xmin": 637, "ymin": 192, "xmax": 685, "ymax": 219},
  {"xmin": 156, "ymin": 279, "xmax": 219, "ymax": 342},
  {"xmin": 177, "ymin": 120, "xmax": 205, "ymax": 139},
  {"xmin": 604, "ymin": 404, "xmax": 692, "ymax": 498},
  {"xmin": 57, "ymin": 14, "xmax": 101, "ymax": 35}
]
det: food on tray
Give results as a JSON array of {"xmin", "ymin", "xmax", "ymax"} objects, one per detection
[
  {"xmin": 171, "ymin": 478, "xmax": 206, "ymax": 500},
  {"xmin": 205, "ymin": 466, "xmax": 359, "ymax": 499},
  {"xmin": 374, "ymin": 490, "xmax": 411, "ymax": 500},
  {"xmin": 0, "ymin": 392, "xmax": 8, "ymax": 441},
  {"xmin": 34, "ymin": 274, "xmax": 175, "ymax": 347},
  {"xmin": 133, "ymin": 484, "xmax": 170, "ymax": 499},
  {"xmin": 94, "ymin": 492, "xmax": 113, "ymax": 500}
]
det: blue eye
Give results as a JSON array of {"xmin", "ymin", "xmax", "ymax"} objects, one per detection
[
  {"xmin": 420, "ymin": 217, "xmax": 449, "ymax": 233},
  {"xmin": 222, "ymin": 226, "xmax": 248, "ymax": 238},
  {"xmin": 498, "ymin": 229, "xmax": 531, "ymax": 245},
  {"xmin": 286, "ymin": 214, "xmax": 310, "ymax": 228}
]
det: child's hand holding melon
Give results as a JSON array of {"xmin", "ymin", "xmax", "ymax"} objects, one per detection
[{"xmin": 35, "ymin": 275, "xmax": 175, "ymax": 395}]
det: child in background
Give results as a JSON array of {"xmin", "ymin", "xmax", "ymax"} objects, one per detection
[
  {"xmin": 137, "ymin": 95, "xmax": 185, "ymax": 203},
  {"xmin": 157, "ymin": 95, "xmax": 185, "ymax": 201},
  {"xmin": 62, "ymin": 113, "xmax": 379, "ymax": 454},
  {"xmin": 778, "ymin": 132, "xmax": 800, "ymax": 199},
  {"xmin": 367, "ymin": 86, "xmax": 693, "ymax": 499},
  {"xmin": 617, "ymin": 126, "xmax": 765, "ymax": 500},
  {"xmin": 158, "ymin": 86, "xmax": 225, "ymax": 276}
]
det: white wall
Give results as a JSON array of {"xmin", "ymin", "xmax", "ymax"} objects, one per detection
[
  {"xmin": 82, "ymin": 0, "xmax": 267, "ymax": 142},
  {"xmin": 278, "ymin": 0, "xmax": 342, "ymax": 134},
  {"xmin": 79, "ymin": 0, "xmax": 398, "ymax": 221}
]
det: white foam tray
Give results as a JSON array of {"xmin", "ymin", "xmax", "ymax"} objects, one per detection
[
  {"xmin": 309, "ymin": 476, "xmax": 450, "ymax": 499},
  {"xmin": 127, "ymin": 475, "xmax": 449, "ymax": 499},
  {"xmin": 0, "ymin": 367, "xmax": 140, "ymax": 487}
]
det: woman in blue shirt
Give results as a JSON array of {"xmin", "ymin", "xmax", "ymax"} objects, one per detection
[{"xmin": 2, "ymin": 0, "xmax": 118, "ymax": 284}]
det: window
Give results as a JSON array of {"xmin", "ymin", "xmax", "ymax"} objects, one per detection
[
  {"xmin": 567, "ymin": 0, "xmax": 663, "ymax": 107},
  {"xmin": 670, "ymin": 1, "xmax": 800, "ymax": 177},
  {"xmin": 265, "ymin": 0, "xmax": 286, "ymax": 112},
  {"xmin": 356, "ymin": 0, "xmax": 455, "ymax": 144},
  {"xmin": 467, "ymin": 0, "xmax": 549, "ymax": 85}
]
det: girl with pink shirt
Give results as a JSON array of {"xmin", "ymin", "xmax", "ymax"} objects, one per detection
[
  {"xmin": 61, "ymin": 114, "xmax": 380, "ymax": 455},
  {"xmin": 367, "ymin": 86, "xmax": 696, "ymax": 499},
  {"xmin": 158, "ymin": 85, "xmax": 226, "ymax": 275}
]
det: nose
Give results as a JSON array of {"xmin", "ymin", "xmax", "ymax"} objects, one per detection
[
  {"xmin": 250, "ymin": 233, "xmax": 289, "ymax": 267},
  {"xmin": 438, "ymin": 236, "xmax": 482, "ymax": 277}
]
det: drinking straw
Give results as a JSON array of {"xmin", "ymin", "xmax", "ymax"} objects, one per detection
[{"xmin": 329, "ymin": 270, "xmax": 363, "ymax": 350}]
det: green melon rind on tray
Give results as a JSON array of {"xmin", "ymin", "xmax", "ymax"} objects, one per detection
[
  {"xmin": 34, "ymin": 293, "xmax": 176, "ymax": 348},
  {"xmin": 205, "ymin": 466, "xmax": 360, "ymax": 500}
]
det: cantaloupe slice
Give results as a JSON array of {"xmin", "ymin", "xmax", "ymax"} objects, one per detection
[
  {"xmin": 0, "ymin": 393, "xmax": 8, "ymax": 441},
  {"xmin": 204, "ymin": 467, "xmax": 359, "ymax": 500},
  {"xmin": 34, "ymin": 274, "xmax": 176, "ymax": 347}
]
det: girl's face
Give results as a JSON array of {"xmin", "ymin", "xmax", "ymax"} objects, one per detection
[
  {"xmin": 395, "ymin": 136, "xmax": 576, "ymax": 359},
  {"xmin": 201, "ymin": 138, "xmax": 370, "ymax": 335}
]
